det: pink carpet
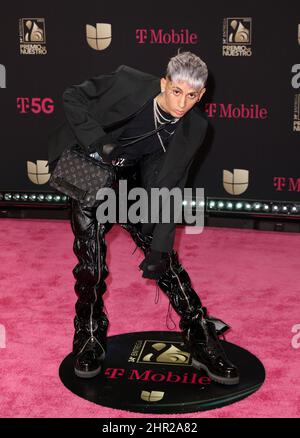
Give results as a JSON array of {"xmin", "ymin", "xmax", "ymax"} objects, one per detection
[{"xmin": 0, "ymin": 218, "xmax": 299, "ymax": 418}]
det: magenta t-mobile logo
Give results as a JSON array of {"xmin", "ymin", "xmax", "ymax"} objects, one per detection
[
  {"xmin": 274, "ymin": 177, "xmax": 300, "ymax": 192},
  {"xmin": 204, "ymin": 103, "xmax": 268, "ymax": 119},
  {"xmin": 135, "ymin": 28, "xmax": 198, "ymax": 44},
  {"xmin": 16, "ymin": 97, "xmax": 54, "ymax": 114}
]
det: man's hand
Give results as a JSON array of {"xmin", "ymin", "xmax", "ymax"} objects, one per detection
[{"xmin": 98, "ymin": 142, "xmax": 122, "ymax": 164}]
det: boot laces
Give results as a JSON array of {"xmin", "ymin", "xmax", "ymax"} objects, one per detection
[
  {"xmin": 154, "ymin": 281, "xmax": 176, "ymax": 330},
  {"xmin": 166, "ymin": 302, "xmax": 176, "ymax": 330}
]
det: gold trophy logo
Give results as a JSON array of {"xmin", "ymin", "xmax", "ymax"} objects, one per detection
[{"xmin": 141, "ymin": 342, "xmax": 190, "ymax": 365}]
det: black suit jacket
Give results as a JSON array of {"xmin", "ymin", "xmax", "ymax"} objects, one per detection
[{"xmin": 47, "ymin": 64, "xmax": 208, "ymax": 253}]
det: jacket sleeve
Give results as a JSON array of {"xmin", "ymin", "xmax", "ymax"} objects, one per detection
[
  {"xmin": 150, "ymin": 118, "xmax": 208, "ymax": 253},
  {"xmin": 62, "ymin": 69, "xmax": 119, "ymax": 154},
  {"xmin": 149, "ymin": 160, "xmax": 194, "ymax": 253}
]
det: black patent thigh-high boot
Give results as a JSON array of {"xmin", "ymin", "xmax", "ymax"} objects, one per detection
[
  {"xmin": 157, "ymin": 251, "xmax": 240, "ymax": 385},
  {"xmin": 70, "ymin": 199, "xmax": 113, "ymax": 378},
  {"xmin": 120, "ymin": 222, "xmax": 153, "ymax": 255},
  {"xmin": 120, "ymin": 223, "xmax": 239, "ymax": 385}
]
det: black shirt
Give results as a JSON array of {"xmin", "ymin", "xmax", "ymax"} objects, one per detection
[{"xmin": 115, "ymin": 97, "xmax": 178, "ymax": 161}]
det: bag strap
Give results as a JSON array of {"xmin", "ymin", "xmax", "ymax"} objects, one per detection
[{"xmin": 117, "ymin": 120, "xmax": 174, "ymax": 148}]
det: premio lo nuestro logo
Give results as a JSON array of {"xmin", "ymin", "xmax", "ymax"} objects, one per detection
[
  {"xmin": 128, "ymin": 340, "xmax": 191, "ymax": 365},
  {"xmin": 19, "ymin": 18, "xmax": 47, "ymax": 55},
  {"xmin": 223, "ymin": 17, "xmax": 252, "ymax": 56}
]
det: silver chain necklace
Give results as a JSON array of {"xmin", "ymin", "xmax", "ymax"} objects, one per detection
[{"xmin": 153, "ymin": 97, "xmax": 179, "ymax": 152}]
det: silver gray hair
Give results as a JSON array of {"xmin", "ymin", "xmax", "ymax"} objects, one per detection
[{"xmin": 165, "ymin": 51, "xmax": 208, "ymax": 90}]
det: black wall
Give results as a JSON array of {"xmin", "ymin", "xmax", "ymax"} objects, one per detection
[{"xmin": 1, "ymin": 1, "xmax": 299, "ymax": 203}]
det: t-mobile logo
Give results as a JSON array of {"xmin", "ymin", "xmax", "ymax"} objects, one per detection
[{"xmin": 0, "ymin": 64, "xmax": 6, "ymax": 88}]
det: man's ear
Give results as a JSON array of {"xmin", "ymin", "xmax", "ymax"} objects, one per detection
[
  {"xmin": 198, "ymin": 87, "xmax": 206, "ymax": 101},
  {"xmin": 160, "ymin": 77, "xmax": 167, "ymax": 92}
]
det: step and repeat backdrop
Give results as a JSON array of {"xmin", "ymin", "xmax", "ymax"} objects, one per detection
[{"xmin": 0, "ymin": 1, "xmax": 299, "ymax": 209}]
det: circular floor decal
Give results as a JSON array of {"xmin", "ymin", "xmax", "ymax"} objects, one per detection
[{"xmin": 59, "ymin": 331, "xmax": 265, "ymax": 413}]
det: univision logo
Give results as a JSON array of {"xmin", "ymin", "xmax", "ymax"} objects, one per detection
[
  {"xmin": 27, "ymin": 160, "xmax": 50, "ymax": 184},
  {"xmin": 141, "ymin": 390, "xmax": 164, "ymax": 402},
  {"xmin": 223, "ymin": 169, "xmax": 249, "ymax": 195},
  {"xmin": 86, "ymin": 23, "xmax": 112, "ymax": 50}
]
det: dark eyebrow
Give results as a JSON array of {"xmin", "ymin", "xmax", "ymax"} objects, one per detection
[{"xmin": 171, "ymin": 86, "xmax": 198, "ymax": 94}]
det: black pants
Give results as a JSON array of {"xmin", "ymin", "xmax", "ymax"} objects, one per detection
[{"xmin": 69, "ymin": 166, "xmax": 204, "ymax": 343}]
